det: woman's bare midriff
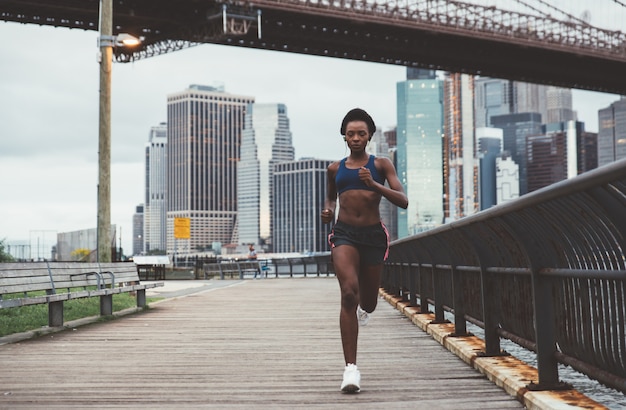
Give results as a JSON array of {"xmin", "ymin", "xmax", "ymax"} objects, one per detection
[{"xmin": 336, "ymin": 190, "xmax": 382, "ymax": 226}]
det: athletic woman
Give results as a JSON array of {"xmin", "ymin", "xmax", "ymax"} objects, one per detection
[{"xmin": 321, "ymin": 108, "xmax": 408, "ymax": 393}]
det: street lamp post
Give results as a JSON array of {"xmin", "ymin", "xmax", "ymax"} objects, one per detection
[{"xmin": 97, "ymin": 0, "xmax": 113, "ymax": 262}]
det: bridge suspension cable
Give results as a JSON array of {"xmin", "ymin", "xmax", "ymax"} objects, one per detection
[{"xmin": 511, "ymin": 0, "xmax": 591, "ymax": 26}]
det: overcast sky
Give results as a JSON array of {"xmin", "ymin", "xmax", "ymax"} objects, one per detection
[{"xmin": 0, "ymin": 19, "xmax": 622, "ymax": 256}]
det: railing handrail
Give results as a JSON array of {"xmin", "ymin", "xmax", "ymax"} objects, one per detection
[{"xmin": 392, "ymin": 157, "xmax": 626, "ymax": 244}]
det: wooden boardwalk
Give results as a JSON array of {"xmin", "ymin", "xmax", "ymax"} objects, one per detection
[{"xmin": 0, "ymin": 278, "xmax": 524, "ymax": 409}]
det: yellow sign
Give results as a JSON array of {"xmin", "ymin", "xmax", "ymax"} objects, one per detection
[{"xmin": 174, "ymin": 217, "xmax": 190, "ymax": 239}]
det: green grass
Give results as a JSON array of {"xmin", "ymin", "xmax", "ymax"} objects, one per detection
[{"xmin": 0, "ymin": 291, "xmax": 160, "ymax": 337}]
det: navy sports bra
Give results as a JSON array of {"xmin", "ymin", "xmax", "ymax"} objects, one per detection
[{"xmin": 336, "ymin": 155, "xmax": 384, "ymax": 194}]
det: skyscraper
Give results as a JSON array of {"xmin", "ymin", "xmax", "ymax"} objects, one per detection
[
  {"xmin": 527, "ymin": 121, "xmax": 597, "ymax": 192},
  {"xmin": 132, "ymin": 204, "xmax": 144, "ymax": 256},
  {"xmin": 380, "ymin": 128, "xmax": 399, "ymax": 241},
  {"xmin": 144, "ymin": 123, "xmax": 167, "ymax": 253},
  {"xmin": 396, "ymin": 69, "xmax": 444, "ymax": 237},
  {"xmin": 490, "ymin": 112, "xmax": 543, "ymax": 195},
  {"xmin": 166, "ymin": 84, "xmax": 254, "ymax": 255},
  {"xmin": 546, "ymin": 87, "xmax": 576, "ymax": 124},
  {"xmin": 444, "ymin": 72, "xmax": 477, "ymax": 221},
  {"xmin": 476, "ymin": 127, "xmax": 503, "ymax": 210},
  {"xmin": 474, "ymin": 78, "xmax": 549, "ymax": 129},
  {"xmin": 367, "ymin": 128, "xmax": 398, "ymax": 241},
  {"xmin": 237, "ymin": 103, "xmax": 294, "ymax": 250},
  {"xmin": 474, "ymin": 77, "xmax": 514, "ymax": 129},
  {"xmin": 515, "ymin": 82, "xmax": 548, "ymax": 120},
  {"xmin": 273, "ymin": 158, "xmax": 332, "ymax": 253},
  {"xmin": 598, "ymin": 97, "xmax": 626, "ymax": 167},
  {"xmin": 495, "ymin": 154, "xmax": 519, "ymax": 204}
]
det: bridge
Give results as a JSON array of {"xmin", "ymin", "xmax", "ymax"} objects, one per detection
[{"xmin": 1, "ymin": 0, "xmax": 626, "ymax": 94}]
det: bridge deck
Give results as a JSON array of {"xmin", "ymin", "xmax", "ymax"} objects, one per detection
[{"xmin": 0, "ymin": 278, "xmax": 524, "ymax": 408}]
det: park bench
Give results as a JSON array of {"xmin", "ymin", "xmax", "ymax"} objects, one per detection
[
  {"xmin": 0, "ymin": 261, "xmax": 164, "ymax": 327},
  {"xmin": 202, "ymin": 261, "xmax": 261, "ymax": 279}
]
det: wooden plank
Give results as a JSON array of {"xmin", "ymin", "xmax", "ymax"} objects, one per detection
[{"xmin": 0, "ymin": 278, "xmax": 523, "ymax": 408}]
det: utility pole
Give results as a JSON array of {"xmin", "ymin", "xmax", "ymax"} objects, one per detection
[{"xmin": 97, "ymin": 0, "xmax": 112, "ymax": 262}]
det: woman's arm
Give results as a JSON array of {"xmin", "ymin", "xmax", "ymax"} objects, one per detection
[
  {"xmin": 361, "ymin": 157, "xmax": 408, "ymax": 209},
  {"xmin": 321, "ymin": 161, "xmax": 339, "ymax": 223}
]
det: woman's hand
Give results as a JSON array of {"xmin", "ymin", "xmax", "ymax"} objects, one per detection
[
  {"xmin": 359, "ymin": 166, "xmax": 376, "ymax": 188},
  {"xmin": 321, "ymin": 208, "xmax": 334, "ymax": 224}
]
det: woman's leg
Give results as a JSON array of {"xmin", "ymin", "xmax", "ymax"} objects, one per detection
[
  {"xmin": 359, "ymin": 263, "xmax": 383, "ymax": 313},
  {"xmin": 332, "ymin": 244, "xmax": 361, "ymax": 364}
]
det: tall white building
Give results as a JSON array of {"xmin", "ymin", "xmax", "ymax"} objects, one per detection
[
  {"xmin": 237, "ymin": 103, "xmax": 294, "ymax": 250},
  {"xmin": 166, "ymin": 84, "xmax": 254, "ymax": 255},
  {"xmin": 143, "ymin": 123, "xmax": 167, "ymax": 253}
]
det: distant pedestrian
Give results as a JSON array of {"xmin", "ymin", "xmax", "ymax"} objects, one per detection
[
  {"xmin": 249, "ymin": 244, "xmax": 262, "ymax": 279},
  {"xmin": 321, "ymin": 108, "xmax": 408, "ymax": 393},
  {"xmin": 248, "ymin": 244, "xmax": 257, "ymax": 260}
]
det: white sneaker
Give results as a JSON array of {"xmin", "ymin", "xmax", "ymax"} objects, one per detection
[
  {"xmin": 341, "ymin": 363, "xmax": 361, "ymax": 393},
  {"xmin": 357, "ymin": 305, "xmax": 369, "ymax": 326}
]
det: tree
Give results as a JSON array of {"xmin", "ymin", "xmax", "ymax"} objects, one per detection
[{"xmin": 0, "ymin": 239, "xmax": 15, "ymax": 262}]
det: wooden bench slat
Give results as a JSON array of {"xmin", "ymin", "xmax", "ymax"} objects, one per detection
[{"xmin": 0, "ymin": 262, "xmax": 164, "ymax": 327}]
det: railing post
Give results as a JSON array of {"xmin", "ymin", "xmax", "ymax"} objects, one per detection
[
  {"xmin": 460, "ymin": 229, "xmax": 502, "ymax": 356},
  {"xmin": 450, "ymin": 265, "xmax": 468, "ymax": 336},
  {"xmin": 408, "ymin": 263, "xmax": 418, "ymax": 307},
  {"xmin": 288, "ymin": 259, "xmax": 294, "ymax": 277},
  {"xmin": 529, "ymin": 269, "xmax": 561, "ymax": 389},
  {"xmin": 418, "ymin": 264, "xmax": 429, "ymax": 314},
  {"xmin": 479, "ymin": 264, "xmax": 501, "ymax": 355},
  {"xmin": 431, "ymin": 264, "xmax": 447, "ymax": 323}
]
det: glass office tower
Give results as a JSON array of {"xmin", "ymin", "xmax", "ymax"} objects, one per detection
[
  {"xmin": 490, "ymin": 113, "xmax": 543, "ymax": 196},
  {"xmin": 598, "ymin": 97, "xmax": 626, "ymax": 167},
  {"xmin": 476, "ymin": 127, "xmax": 503, "ymax": 210},
  {"xmin": 238, "ymin": 103, "xmax": 294, "ymax": 250},
  {"xmin": 474, "ymin": 78, "xmax": 514, "ymax": 129},
  {"xmin": 166, "ymin": 84, "xmax": 254, "ymax": 255},
  {"xmin": 396, "ymin": 69, "xmax": 444, "ymax": 237}
]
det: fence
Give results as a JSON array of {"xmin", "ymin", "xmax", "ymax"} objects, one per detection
[
  {"xmin": 200, "ymin": 254, "xmax": 334, "ymax": 279},
  {"xmin": 382, "ymin": 158, "xmax": 626, "ymax": 394}
]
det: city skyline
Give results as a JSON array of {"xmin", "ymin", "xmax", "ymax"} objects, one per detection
[{"xmin": 0, "ymin": 22, "xmax": 622, "ymax": 255}]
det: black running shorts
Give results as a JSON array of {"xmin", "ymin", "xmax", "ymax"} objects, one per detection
[{"xmin": 328, "ymin": 220, "xmax": 390, "ymax": 266}]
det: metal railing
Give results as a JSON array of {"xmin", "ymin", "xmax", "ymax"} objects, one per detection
[
  {"xmin": 201, "ymin": 255, "xmax": 335, "ymax": 279},
  {"xmin": 382, "ymin": 158, "xmax": 626, "ymax": 393}
]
